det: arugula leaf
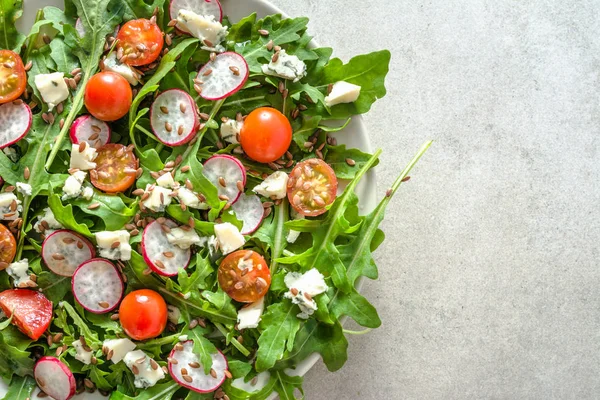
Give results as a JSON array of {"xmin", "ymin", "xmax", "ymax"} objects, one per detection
[
  {"xmin": 178, "ymin": 254, "xmax": 214, "ymax": 292},
  {"xmin": 325, "ymin": 144, "xmax": 377, "ymax": 180},
  {"xmin": 0, "ymin": 0, "xmax": 25, "ymax": 51},
  {"xmin": 49, "ymin": 39, "xmax": 79, "ymax": 73},
  {"xmin": 71, "ymin": 190, "xmax": 137, "ymax": 231},
  {"xmin": 228, "ymin": 359, "xmax": 252, "ymax": 379},
  {"xmin": 201, "ymin": 288, "xmax": 237, "ymax": 321},
  {"xmin": 37, "ymin": 271, "xmax": 71, "ymax": 304},
  {"xmin": 60, "ymin": 301, "xmax": 100, "ymax": 345},
  {"xmin": 273, "ymin": 371, "xmax": 304, "ymax": 400},
  {"xmin": 159, "ymin": 285, "xmax": 237, "ymax": 325},
  {"xmin": 86, "ymin": 312, "xmax": 123, "ymax": 335},
  {"xmin": 108, "ymin": 382, "xmax": 179, "ymax": 400},
  {"xmin": 1, "ymin": 375, "xmax": 36, "ymax": 400},
  {"xmin": 122, "ymin": 0, "xmax": 164, "ymax": 20},
  {"xmin": 252, "ymin": 201, "xmax": 288, "ymax": 274},
  {"xmin": 48, "ymin": 193, "xmax": 94, "ymax": 237},
  {"xmin": 187, "ymin": 326, "xmax": 217, "ymax": 375},
  {"xmin": 0, "ymin": 327, "xmax": 34, "ymax": 380},
  {"xmin": 255, "ymin": 301, "xmax": 301, "ymax": 372},
  {"xmin": 90, "ymin": 365, "xmax": 113, "ymax": 391}
]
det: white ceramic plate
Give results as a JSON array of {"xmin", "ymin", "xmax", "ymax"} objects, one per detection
[{"xmin": 2, "ymin": 0, "xmax": 376, "ymax": 398}]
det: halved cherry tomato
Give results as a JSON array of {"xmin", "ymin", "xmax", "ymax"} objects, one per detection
[
  {"xmin": 119, "ymin": 289, "xmax": 167, "ymax": 340},
  {"xmin": 0, "ymin": 224, "xmax": 16, "ymax": 269},
  {"xmin": 84, "ymin": 72, "xmax": 132, "ymax": 121},
  {"xmin": 91, "ymin": 143, "xmax": 137, "ymax": 193},
  {"xmin": 287, "ymin": 159, "xmax": 338, "ymax": 217},
  {"xmin": 0, "ymin": 289, "xmax": 52, "ymax": 340},
  {"xmin": 116, "ymin": 19, "xmax": 164, "ymax": 67},
  {"xmin": 240, "ymin": 107, "xmax": 292, "ymax": 163},
  {"xmin": 218, "ymin": 250, "xmax": 271, "ymax": 303},
  {"xmin": 0, "ymin": 50, "xmax": 26, "ymax": 104}
]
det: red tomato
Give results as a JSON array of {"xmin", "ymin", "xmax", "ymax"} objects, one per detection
[
  {"xmin": 240, "ymin": 107, "xmax": 292, "ymax": 163},
  {"xmin": 116, "ymin": 19, "xmax": 164, "ymax": 67},
  {"xmin": 0, "ymin": 224, "xmax": 16, "ymax": 268},
  {"xmin": 84, "ymin": 72, "xmax": 132, "ymax": 121},
  {"xmin": 218, "ymin": 250, "xmax": 271, "ymax": 303},
  {"xmin": 119, "ymin": 289, "xmax": 167, "ymax": 340},
  {"xmin": 91, "ymin": 144, "xmax": 138, "ymax": 193},
  {"xmin": 0, "ymin": 289, "xmax": 52, "ymax": 340},
  {"xmin": 287, "ymin": 159, "xmax": 338, "ymax": 217},
  {"xmin": 0, "ymin": 50, "xmax": 26, "ymax": 104}
]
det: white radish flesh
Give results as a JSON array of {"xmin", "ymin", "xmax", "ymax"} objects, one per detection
[
  {"xmin": 42, "ymin": 230, "xmax": 95, "ymax": 277},
  {"xmin": 168, "ymin": 341, "xmax": 228, "ymax": 393},
  {"xmin": 142, "ymin": 220, "xmax": 191, "ymax": 277},
  {"xmin": 0, "ymin": 101, "xmax": 31, "ymax": 149},
  {"xmin": 34, "ymin": 356, "xmax": 76, "ymax": 400},
  {"xmin": 150, "ymin": 89, "xmax": 198, "ymax": 146},
  {"xmin": 203, "ymin": 155, "xmax": 246, "ymax": 204},
  {"xmin": 69, "ymin": 115, "xmax": 111, "ymax": 149},
  {"xmin": 196, "ymin": 52, "xmax": 249, "ymax": 100},
  {"xmin": 170, "ymin": 0, "xmax": 223, "ymax": 28},
  {"xmin": 72, "ymin": 258, "xmax": 123, "ymax": 314},
  {"xmin": 231, "ymin": 193, "xmax": 264, "ymax": 234}
]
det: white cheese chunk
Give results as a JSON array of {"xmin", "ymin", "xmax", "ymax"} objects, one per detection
[
  {"xmin": 261, "ymin": 49, "xmax": 307, "ymax": 82},
  {"xmin": 214, "ymin": 223, "xmax": 245, "ymax": 255},
  {"xmin": 166, "ymin": 227, "xmax": 202, "ymax": 250},
  {"xmin": 237, "ymin": 297, "xmax": 264, "ymax": 330},
  {"xmin": 286, "ymin": 208, "xmax": 304, "ymax": 244},
  {"xmin": 178, "ymin": 335, "xmax": 188, "ymax": 342},
  {"xmin": 62, "ymin": 171, "xmax": 87, "ymax": 200},
  {"xmin": 3, "ymin": 147, "xmax": 18, "ymax": 162},
  {"xmin": 167, "ymin": 305, "xmax": 182, "ymax": 324},
  {"xmin": 34, "ymin": 207, "xmax": 63, "ymax": 234},
  {"xmin": 70, "ymin": 142, "xmax": 97, "ymax": 171},
  {"xmin": 7, "ymin": 259, "xmax": 36, "ymax": 288},
  {"xmin": 283, "ymin": 269, "xmax": 328, "ymax": 319},
  {"xmin": 103, "ymin": 338, "xmax": 136, "ymax": 364},
  {"xmin": 155, "ymin": 173, "xmax": 176, "ymax": 189},
  {"xmin": 253, "ymin": 171, "xmax": 288, "ymax": 200},
  {"xmin": 0, "ymin": 193, "xmax": 21, "ymax": 221},
  {"xmin": 95, "ymin": 230, "xmax": 131, "ymax": 261},
  {"xmin": 103, "ymin": 52, "xmax": 141, "ymax": 86},
  {"xmin": 81, "ymin": 186, "xmax": 94, "ymax": 200},
  {"xmin": 177, "ymin": 9, "xmax": 228, "ymax": 49},
  {"xmin": 142, "ymin": 184, "xmax": 172, "ymax": 213},
  {"xmin": 177, "ymin": 187, "xmax": 208, "ymax": 210},
  {"xmin": 220, "ymin": 120, "xmax": 243, "ymax": 144},
  {"xmin": 123, "ymin": 350, "xmax": 165, "ymax": 389},
  {"xmin": 324, "ymin": 81, "xmax": 361, "ymax": 108},
  {"xmin": 15, "ymin": 182, "xmax": 32, "ymax": 196},
  {"xmin": 73, "ymin": 340, "xmax": 93, "ymax": 365},
  {"xmin": 34, "ymin": 72, "xmax": 69, "ymax": 111}
]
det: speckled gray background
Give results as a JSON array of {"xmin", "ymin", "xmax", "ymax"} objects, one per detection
[{"xmin": 269, "ymin": 0, "xmax": 600, "ymax": 399}]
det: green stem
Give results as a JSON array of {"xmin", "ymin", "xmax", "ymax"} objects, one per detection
[
  {"xmin": 135, "ymin": 124, "xmax": 162, "ymax": 143},
  {"xmin": 269, "ymin": 200, "xmax": 288, "ymax": 275},
  {"xmin": 343, "ymin": 328, "xmax": 372, "ymax": 335},
  {"xmin": 14, "ymin": 196, "xmax": 31, "ymax": 260},
  {"xmin": 214, "ymin": 322, "xmax": 251, "ymax": 357},
  {"xmin": 137, "ymin": 334, "xmax": 179, "ymax": 349},
  {"xmin": 282, "ymin": 249, "xmax": 296, "ymax": 257}
]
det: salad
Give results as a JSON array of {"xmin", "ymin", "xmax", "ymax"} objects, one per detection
[{"xmin": 0, "ymin": 0, "xmax": 431, "ymax": 399}]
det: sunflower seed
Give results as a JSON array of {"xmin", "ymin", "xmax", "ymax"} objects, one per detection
[
  {"xmin": 210, "ymin": 368, "xmax": 217, "ymax": 378},
  {"xmin": 345, "ymin": 158, "xmax": 356, "ymax": 166},
  {"xmin": 24, "ymin": 166, "xmax": 30, "ymax": 180},
  {"xmin": 229, "ymin": 66, "xmax": 240, "ymax": 76},
  {"xmin": 258, "ymin": 29, "xmax": 269, "ymax": 36},
  {"xmin": 266, "ymin": 40, "xmax": 274, "ymax": 51},
  {"xmin": 87, "ymin": 203, "xmax": 100, "ymax": 210},
  {"xmin": 183, "ymin": 375, "xmax": 193, "ymax": 383},
  {"xmin": 160, "ymin": 106, "xmax": 169, "ymax": 114},
  {"xmin": 98, "ymin": 301, "xmax": 110, "ymax": 308}
]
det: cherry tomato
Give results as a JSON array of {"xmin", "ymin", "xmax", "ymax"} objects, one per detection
[
  {"xmin": 119, "ymin": 289, "xmax": 167, "ymax": 340},
  {"xmin": 218, "ymin": 250, "xmax": 271, "ymax": 303},
  {"xmin": 287, "ymin": 159, "xmax": 338, "ymax": 217},
  {"xmin": 240, "ymin": 107, "xmax": 292, "ymax": 163},
  {"xmin": 91, "ymin": 143, "xmax": 138, "ymax": 193},
  {"xmin": 84, "ymin": 72, "xmax": 132, "ymax": 121},
  {"xmin": 0, "ymin": 50, "xmax": 26, "ymax": 104},
  {"xmin": 0, "ymin": 289, "xmax": 52, "ymax": 340},
  {"xmin": 116, "ymin": 19, "xmax": 164, "ymax": 67},
  {"xmin": 0, "ymin": 224, "xmax": 16, "ymax": 268}
]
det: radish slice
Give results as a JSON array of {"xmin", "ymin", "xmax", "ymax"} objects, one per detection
[
  {"xmin": 196, "ymin": 52, "xmax": 249, "ymax": 100},
  {"xmin": 69, "ymin": 115, "xmax": 111, "ymax": 149},
  {"xmin": 150, "ymin": 89, "xmax": 198, "ymax": 146},
  {"xmin": 34, "ymin": 356, "xmax": 76, "ymax": 400},
  {"xmin": 203, "ymin": 155, "xmax": 246, "ymax": 204},
  {"xmin": 170, "ymin": 0, "xmax": 223, "ymax": 27},
  {"xmin": 0, "ymin": 101, "xmax": 32, "ymax": 149},
  {"xmin": 168, "ymin": 341, "xmax": 228, "ymax": 393},
  {"xmin": 42, "ymin": 230, "xmax": 95, "ymax": 277},
  {"xmin": 142, "ymin": 219, "xmax": 191, "ymax": 277},
  {"xmin": 231, "ymin": 193, "xmax": 264, "ymax": 234},
  {"xmin": 72, "ymin": 258, "xmax": 123, "ymax": 314}
]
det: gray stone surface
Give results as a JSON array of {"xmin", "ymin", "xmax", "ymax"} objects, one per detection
[{"xmin": 269, "ymin": 0, "xmax": 600, "ymax": 399}]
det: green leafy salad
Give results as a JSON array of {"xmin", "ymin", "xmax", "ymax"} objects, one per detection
[{"xmin": 0, "ymin": 0, "xmax": 431, "ymax": 398}]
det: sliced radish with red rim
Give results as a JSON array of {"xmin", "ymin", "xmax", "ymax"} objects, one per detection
[
  {"xmin": 168, "ymin": 341, "xmax": 228, "ymax": 393},
  {"xmin": 150, "ymin": 89, "xmax": 198, "ymax": 146},
  {"xmin": 0, "ymin": 101, "xmax": 31, "ymax": 149},
  {"xmin": 69, "ymin": 115, "xmax": 111, "ymax": 149},
  {"xmin": 170, "ymin": 0, "xmax": 223, "ymax": 28},
  {"xmin": 72, "ymin": 258, "xmax": 123, "ymax": 314},
  {"xmin": 231, "ymin": 193, "xmax": 264, "ymax": 234},
  {"xmin": 196, "ymin": 52, "xmax": 249, "ymax": 101},
  {"xmin": 203, "ymin": 155, "xmax": 246, "ymax": 204},
  {"xmin": 42, "ymin": 230, "xmax": 95, "ymax": 277},
  {"xmin": 34, "ymin": 356, "xmax": 76, "ymax": 400},
  {"xmin": 142, "ymin": 219, "xmax": 191, "ymax": 277}
]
